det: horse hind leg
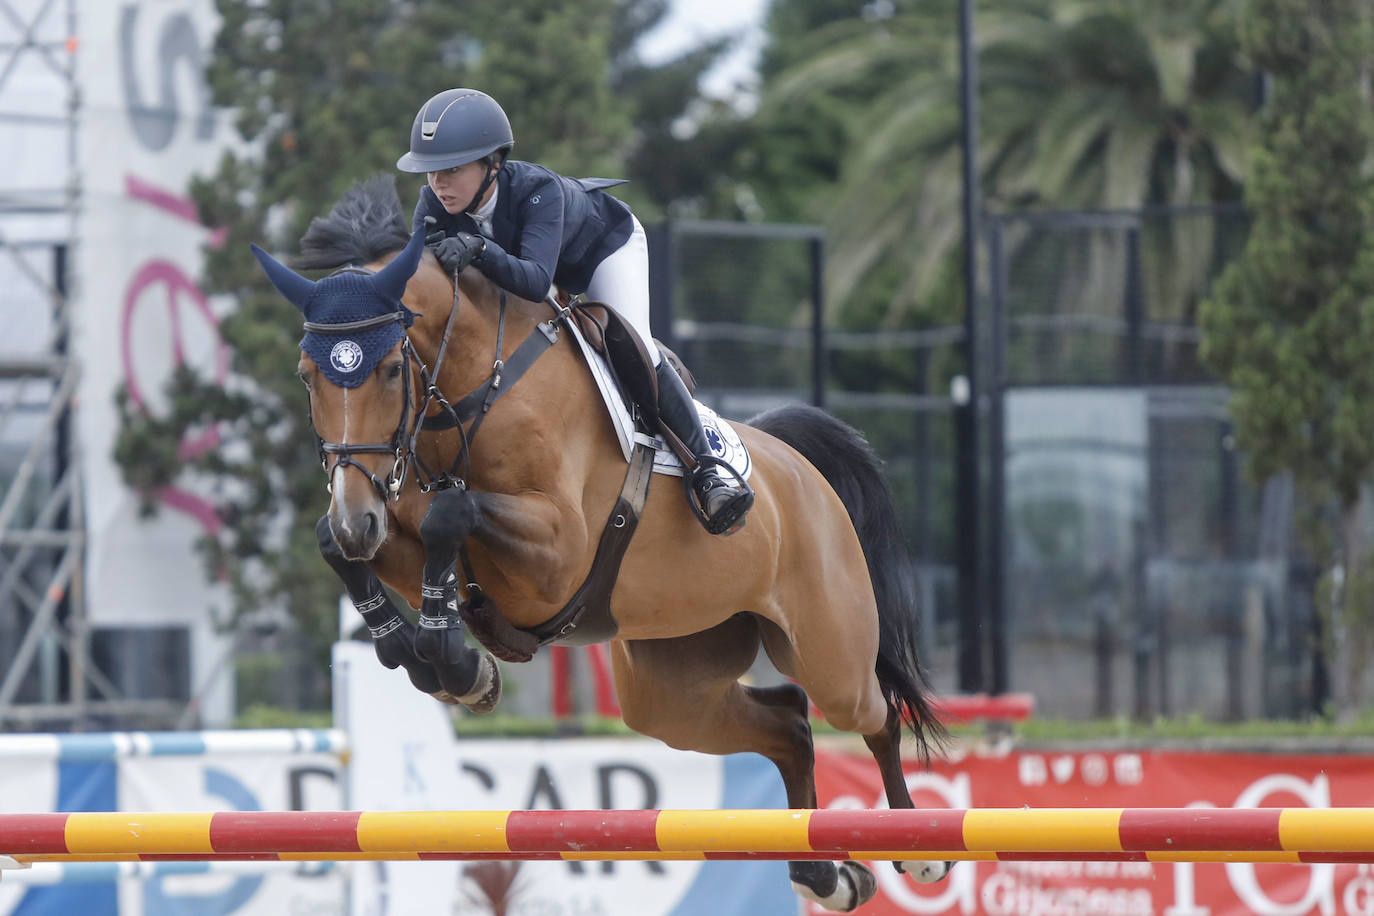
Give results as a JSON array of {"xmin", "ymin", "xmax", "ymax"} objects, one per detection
[
  {"xmin": 739, "ymin": 683, "xmax": 879, "ymax": 912},
  {"xmin": 612, "ymin": 619, "xmax": 877, "ymax": 913},
  {"xmin": 864, "ymin": 706, "xmax": 953, "ymax": 884}
]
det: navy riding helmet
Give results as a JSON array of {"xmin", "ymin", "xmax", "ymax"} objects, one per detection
[{"xmin": 397, "ymin": 89, "xmax": 514, "ymax": 174}]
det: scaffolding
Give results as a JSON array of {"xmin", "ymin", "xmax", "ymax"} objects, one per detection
[
  {"xmin": 0, "ymin": 0, "xmax": 82, "ymax": 728},
  {"xmin": 0, "ymin": 0, "xmax": 180, "ymax": 729}
]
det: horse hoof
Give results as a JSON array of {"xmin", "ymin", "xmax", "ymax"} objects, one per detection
[
  {"xmin": 427, "ymin": 689, "xmax": 462, "ymax": 706},
  {"xmin": 838, "ymin": 862, "xmax": 878, "ymax": 910},
  {"xmin": 457, "ymin": 654, "xmax": 502, "ymax": 715},
  {"xmin": 792, "ymin": 861, "xmax": 877, "ymax": 912},
  {"xmin": 899, "ymin": 859, "xmax": 953, "ymax": 884}
]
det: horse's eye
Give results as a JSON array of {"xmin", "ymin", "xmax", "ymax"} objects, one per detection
[
  {"xmin": 386, "ymin": 362, "xmax": 403, "ymax": 380},
  {"xmin": 297, "ymin": 370, "xmax": 310, "ymax": 387}
]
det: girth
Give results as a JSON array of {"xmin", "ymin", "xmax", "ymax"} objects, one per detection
[{"xmin": 526, "ymin": 436, "xmax": 656, "ymax": 646}]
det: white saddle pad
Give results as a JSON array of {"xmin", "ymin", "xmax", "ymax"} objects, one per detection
[{"xmin": 566, "ymin": 319, "xmax": 752, "ymax": 481}]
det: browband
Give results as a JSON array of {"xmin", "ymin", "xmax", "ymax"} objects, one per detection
[{"xmin": 303, "ymin": 311, "xmax": 409, "ymax": 334}]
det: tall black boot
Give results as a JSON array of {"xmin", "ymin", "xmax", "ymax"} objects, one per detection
[{"xmin": 655, "ymin": 360, "xmax": 754, "ymax": 535}]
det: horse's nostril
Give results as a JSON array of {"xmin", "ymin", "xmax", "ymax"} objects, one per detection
[{"xmin": 364, "ymin": 511, "xmax": 379, "ymax": 540}]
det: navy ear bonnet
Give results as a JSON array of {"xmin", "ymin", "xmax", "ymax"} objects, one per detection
[{"xmin": 250, "ymin": 226, "xmax": 426, "ymax": 388}]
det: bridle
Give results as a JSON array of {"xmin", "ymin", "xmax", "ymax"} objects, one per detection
[
  {"xmin": 305, "ymin": 264, "xmax": 571, "ymax": 504},
  {"xmin": 304, "ymin": 267, "xmax": 424, "ymax": 502}
]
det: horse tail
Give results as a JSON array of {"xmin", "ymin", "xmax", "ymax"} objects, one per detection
[{"xmin": 749, "ymin": 403, "xmax": 948, "ymax": 761}]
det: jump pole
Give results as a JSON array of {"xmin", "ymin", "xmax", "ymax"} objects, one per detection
[{"xmin": 2, "ymin": 808, "xmax": 1374, "ymax": 866}]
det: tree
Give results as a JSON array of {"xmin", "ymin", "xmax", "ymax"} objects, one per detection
[
  {"xmin": 113, "ymin": 0, "xmax": 726, "ymax": 699},
  {"xmin": 1199, "ymin": 0, "xmax": 1374, "ymax": 718},
  {"xmin": 741, "ymin": 0, "xmax": 1255, "ymax": 325}
]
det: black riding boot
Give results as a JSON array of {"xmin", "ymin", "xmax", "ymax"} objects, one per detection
[{"xmin": 655, "ymin": 360, "xmax": 754, "ymax": 535}]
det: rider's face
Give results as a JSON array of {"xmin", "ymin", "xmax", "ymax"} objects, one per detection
[{"xmin": 427, "ymin": 160, "xmax": 496, "ymax": 213}]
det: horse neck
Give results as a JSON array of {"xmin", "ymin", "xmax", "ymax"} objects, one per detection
[{"xmin": 412, "ymin": 274, "xmax": 508, "ymax": 393}]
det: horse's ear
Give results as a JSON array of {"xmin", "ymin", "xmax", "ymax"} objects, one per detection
[
  {"xmin": 370, "ymin": 227, "xmax": 426, "ymax": 303},
  {"xmin": 251, "ymin": 243, "xmax": 316, "ymax": 313}
]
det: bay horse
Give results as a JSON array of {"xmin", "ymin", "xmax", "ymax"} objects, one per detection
[{"xmin": 252, "ymin": 176, "xmax": 950, "ymax": 911}]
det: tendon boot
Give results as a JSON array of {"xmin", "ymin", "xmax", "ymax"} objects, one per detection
[
  {"xmin": 315, "ymin": 516, "xmax": 446, "ymax": 699},
  {"xmin": 655, "ymin": 360, "xmax": 754, "ymax": 535}
]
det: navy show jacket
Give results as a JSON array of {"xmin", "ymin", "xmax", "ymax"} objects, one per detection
[{"xmin": 431, "ymin": 159, "xmax": 633, "ymax": 301}]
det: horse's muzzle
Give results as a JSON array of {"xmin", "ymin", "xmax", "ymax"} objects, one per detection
[{"xmin": 329, "ymin": 507, "xmax": 385, "ymax": 561}]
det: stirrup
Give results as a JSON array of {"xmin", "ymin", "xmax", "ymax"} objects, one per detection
[{"xmin": 683, "ymin": 455, "xmax": 753, "ymax": 536}]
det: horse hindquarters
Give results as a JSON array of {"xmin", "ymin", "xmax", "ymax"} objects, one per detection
[
  {"xmin": 611, "ymin": 616, "xmax": 880, "ymax": 912},
  {"xmin": 748, "ymin": 404, "xmax": 947, "ymax": 758},
  {"xmin": 749, "ymin": 404, "xmax": 953, "ymax": 888}
]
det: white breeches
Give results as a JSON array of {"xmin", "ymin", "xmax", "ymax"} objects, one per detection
[{"xmin": 584, "ymin": 215, "xmax": 661, "ymax": 366}]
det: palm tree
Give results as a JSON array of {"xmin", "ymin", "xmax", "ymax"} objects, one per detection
[{"xmin": 750, "ymin": 0, "xmax": 1255, "ymax": 327}]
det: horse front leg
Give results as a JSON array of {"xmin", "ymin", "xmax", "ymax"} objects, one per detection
[
  {"xmin": 410, "ymin": 486, "xmax": 502, "ymax": 713},
  {"xmin": 314, "ymin": 516, "xmax": 452, "ymax": 702}
]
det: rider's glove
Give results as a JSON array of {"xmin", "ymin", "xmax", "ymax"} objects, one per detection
[{"xmin": 430, "ymin": 232, "xmax": 486, "ymax": 275}]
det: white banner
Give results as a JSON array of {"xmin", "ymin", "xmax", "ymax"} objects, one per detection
[
  {"xmin": 0, "ymin": 729, "xmax": 346, "ymax": 915},
  {"xmin": 333, "ymin": 642, "xmax": 798, "ymax": 916},
  {"xmin": 73, "ymin": 0, "xmax": 243, "ymax": 723}
]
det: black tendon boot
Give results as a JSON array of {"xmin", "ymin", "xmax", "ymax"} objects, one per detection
[
  {"xmin": 314, "ymin": 516, "xmax": 446, "ymax": 698},
  {"xmin": 655, "ymin": 360, "xmax": 754, "ymax": 535}
]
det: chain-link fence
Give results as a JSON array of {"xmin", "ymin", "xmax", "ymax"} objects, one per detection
[
  {"xmin": 649, "ymin": 221, "xmax": 965, "ymax": 691},
  {"xmin": 985, "ymin": 204, "xmax": 1319, "ymax": 720}
]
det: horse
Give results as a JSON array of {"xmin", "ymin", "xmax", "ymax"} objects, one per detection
[{"xmin": 251, "ymin": 176, "xmax": 951, "ymax": 911}]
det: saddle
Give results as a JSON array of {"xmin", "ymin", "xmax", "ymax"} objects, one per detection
[{"xmin": 569, "ymin": 300, "xmax": 698, "ymax": 463}]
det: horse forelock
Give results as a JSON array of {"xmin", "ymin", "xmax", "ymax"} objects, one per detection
[{"xmin": 294, "ymin": 174, "xmax": 410, "ymax": 273}]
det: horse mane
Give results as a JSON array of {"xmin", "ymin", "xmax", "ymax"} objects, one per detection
[{"xmin": 293, "ymin": 174, "xmax": 411, "ymax": 272}]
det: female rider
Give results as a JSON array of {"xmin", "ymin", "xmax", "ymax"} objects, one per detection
[{"xmin": 398, "ymin": 87, "xmax": 753, "ymax": 536}]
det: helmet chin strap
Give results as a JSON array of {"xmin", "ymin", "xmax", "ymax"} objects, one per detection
[{"xmin": 462, "ymin": 156, "xmax": 502, "ymax": 216}]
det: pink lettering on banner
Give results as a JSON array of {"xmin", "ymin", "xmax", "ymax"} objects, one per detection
[
  {"xmin": 813, "ymin": 748, "xmax": 1374, "ymax": 916},
  {"xmin": 120, "ymin": 174, "xmax": 228, "ymax": 536}
]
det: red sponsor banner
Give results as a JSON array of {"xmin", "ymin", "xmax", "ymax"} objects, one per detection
[{"xmin": 814, "ymin": 746, "xmax": 1374, "ymax": 916}]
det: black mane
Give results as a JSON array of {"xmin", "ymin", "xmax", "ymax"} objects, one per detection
[{"xmin": 293, "ymin": 174, "xmax": 410, "ymax": 272}]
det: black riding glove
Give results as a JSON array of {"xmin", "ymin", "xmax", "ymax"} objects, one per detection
[{"xmin": 429, "ymin": 232, "xmax": 486, "ymax": 275}]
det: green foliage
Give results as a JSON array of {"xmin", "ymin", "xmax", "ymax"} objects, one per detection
[
  {"xmin": 1200, "ymin": 0, "xmax": 1374, "ymax": 505},
  {"xmin": 742, "ymin": 0, "xmax": 1254, "ymax": 325},
  {"xmin": 233, "ymin": 704, "xmax": 334, "ymax": 730},
  {"xmin": 113, "ymin": 0, "xmax": 730, "ymax": 695},
  {"xmin": 1199, "ymin": 0, "xmax": 1374, "ymax": 714},
  {"xmin": 1015, "ymin": 710, "xmax": 1374, "ymax": 742}
]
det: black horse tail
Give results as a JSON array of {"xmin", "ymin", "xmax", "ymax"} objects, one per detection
[{"xmin": 749, "ymin": 403, "xmax": 948, "ymax": 761}]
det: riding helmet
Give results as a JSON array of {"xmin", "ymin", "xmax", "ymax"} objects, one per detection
[{"xmin": 396, "ymin": 88, "xmax": 514, "ymax": 174}]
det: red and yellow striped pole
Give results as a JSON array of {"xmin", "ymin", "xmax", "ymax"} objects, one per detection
[{"xmin": 2, "ymin": 809, "xmax": 1373, "ymax": 865}]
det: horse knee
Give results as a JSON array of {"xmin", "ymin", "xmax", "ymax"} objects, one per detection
[{"xmin": 419, "ymin": 488, "xmax": 480, "ymax": 554}]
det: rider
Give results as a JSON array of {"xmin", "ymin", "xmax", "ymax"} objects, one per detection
[{"xmin": 398, "ymin": 88, "xmax": 753, "ymax": 536}]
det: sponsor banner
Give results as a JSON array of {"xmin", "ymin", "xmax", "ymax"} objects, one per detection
[
  {"xmin": 814, "ymin": 746, "xmax": 1374, "ymax": 916},
  {"xmin": 0, "ymin": 732, "xmax": 345, "ymax": 915},
  {"xmin": 334, "ymin": 641, "xmax": 796, "ymax": 916}
]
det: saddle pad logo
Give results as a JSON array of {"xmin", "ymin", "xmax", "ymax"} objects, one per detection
[{"xmin": 330, "ymin": 340, "xmax": 364, "ymax": 374}]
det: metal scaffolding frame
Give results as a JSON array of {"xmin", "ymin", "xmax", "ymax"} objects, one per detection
[{"xmin": 0, "ymin": 0, "xmax": 180, "ymax": 730}]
